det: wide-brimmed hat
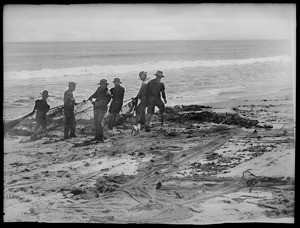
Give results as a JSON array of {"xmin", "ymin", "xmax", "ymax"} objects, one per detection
[
  {"xmin": 154, "ymin": 70, "xmax": 164, "ymax": 77},
  {"xmin": 41, "ymin": 90, "xmax": 50, "ymax": 97},
  {"xmin": 139, "ymin": 71, "xmax": 147, "ymax": 77},
  {"xmin": 68, "ymin": 81, "xmax": 77, "ymax": 86},
  {"xmin": 112, "ymin": 78, "xmax": 122, "ymax": 84},
  {"xmin": 98, "ymin": 79, "xmax": 109, "ymax": 85}
]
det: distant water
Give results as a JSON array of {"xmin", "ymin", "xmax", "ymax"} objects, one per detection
[{"xmin": 3, "ymin": 40, "xmax": 293, "ymax": 119}]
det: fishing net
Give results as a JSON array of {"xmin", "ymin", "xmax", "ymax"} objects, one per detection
[
  {"xmin": 5, "ymin": 99, "xmax": 136, "ymax": 137},
  {"xmin": 6, "ymin": 105, "xmax": 65, "ymax": 136},
  {"xmin": 86, "ymin": 133, "xmax": 293, "ymax": 223},
  {"xmin": 87, "ymin": 133, "xmax": 247, "ymax": 222}
]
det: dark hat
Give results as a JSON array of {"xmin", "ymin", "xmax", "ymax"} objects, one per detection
[
  {"xmin": 68, "ymin": 81, "xmax": 77, "ymax": 86},
  {"xmin": 112, "ymin": 78, "xmax": 122, "ymax": 84},
  {"xmin": 98, "ymin": 79, "xmax": 109, "ymax": 85},
  {"xmin": 154, "ymin": 70, "xmax": 164, "ymax": 77},
  {"xmin": 139, "ymin": 71, "xmax": 147, "ymax": 77},
  {"xmin": 41, "ymin": 90, "xmax": 50, "ymax": 97}
]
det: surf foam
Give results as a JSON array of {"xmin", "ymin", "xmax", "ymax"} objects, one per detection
[{"xmin": 4, "ymin": 55, "xmax": 291, "ymax": 81}]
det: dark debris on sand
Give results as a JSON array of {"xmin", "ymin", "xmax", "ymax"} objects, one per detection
[{"xmin": 164, "ymin": 108, "xmax": 259, "ymax": 128}]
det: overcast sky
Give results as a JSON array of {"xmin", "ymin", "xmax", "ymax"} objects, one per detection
[{"xmin": 3, "ymin": 4, "xmax": 296, "ymax": 42}]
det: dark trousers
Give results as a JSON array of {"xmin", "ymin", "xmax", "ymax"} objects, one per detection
[
  {"xmin": 94, "ymin": 107, "xmax": 107, "ymax": 141},
  {"xmin": 135, "ymin": 102, "xmax": 147, "ymax": 125},
  {"xmin": 64, "ymin": 109, "xmax": 76, "ymax": 138},
  {"xmin": 35, "ymin": 115, "xmax": 47, "ymax": 131},
  {"xmin": 147, "ymin": 97, "xmax": 165, "ymax": 114},
  {"xmin": 108, "ymin": 112, "xmax": 118, "ymax": 130},
  {"xmin": 31, "ymin": 115, "xmax": 47, "ymax": 140}
]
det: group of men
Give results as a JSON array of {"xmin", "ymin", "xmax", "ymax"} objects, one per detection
[{"xmin": 31, "ymin": 70, "xmax": 167, "ymax": 142}]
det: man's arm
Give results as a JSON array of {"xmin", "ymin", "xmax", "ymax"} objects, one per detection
[
  {"xmin": 63, "ymin": 91, "xmax": 69, "ymax": 105},
  {"xmin": 110, "ymin": 88, "xmax": 114, "ymax": 99},
  {"xmin": 121, "ymin": 87, "xmax": 125, "ymax": 101},
  {"xmin": 135, "ymin": 83, "xmax": 144, "ymax": 99},
  {"xmin": 161, "ymin": 83, "xmax": 167, "ymax": 103},
  {"xmin": 104, "ymin": 91, "xmax": 112, "ymax": 106},
  {"xmin": 88, "ymin": 88, "xmax": 98, "ymax": 101},
  {"xmin": 32, "ymin": 100, "xmax": 37, "ymax": 113}
]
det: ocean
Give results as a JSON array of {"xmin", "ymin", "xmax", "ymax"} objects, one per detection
[{"xmin": 3, "ymin": 40, "xmax": 293, "ymax": 120}]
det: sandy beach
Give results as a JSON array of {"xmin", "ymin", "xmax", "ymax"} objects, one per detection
[{"xmin": 3, "ymin": 84, "xmax": 295, "ymax": 224}]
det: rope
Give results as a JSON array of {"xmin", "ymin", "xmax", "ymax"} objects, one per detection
[
  {"xmin": 219, "ymin": 116, "xmax": 231, "ymax": 125},
  {"xmin": 122, "ymin": 99, "xmax": 134, "ymax": 108},
  {"xmin": 49, "ymin": 104, "xmax": 64, "ymax": 111},
  {"xmin": 123, "ymin": 98, "xmax": 133, "ymax": 103},
  {"xmin": 279, "ymin": 124, "xmax": 295, "ymax": 130}
]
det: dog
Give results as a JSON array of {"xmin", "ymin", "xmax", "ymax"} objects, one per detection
[{"xmin": 131, "ymin": 123, "xmax": 141, "ymax": 136}]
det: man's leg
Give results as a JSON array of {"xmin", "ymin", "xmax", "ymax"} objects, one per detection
[
  {"xmin": 140, "ymin": 108, "xmax": 146, "ymax": 125},
  {"xmin": 156, "ymin": 99, "xmax": 166, "ymax": 125},
  {"xmin": 94, "ymin": 108, "xmax": 101, "ymax": 140},
  {"xmin": 135, "ymin": 103, "xmax": 142, "ymax": 124},
  {"xmin": 34, "ymin": 121, "xmax": 40, "ymax": 132},
  {"xmin": 31, "ymin": 120, "xmax": 41, "ymax": 140},
  {"xmin": 145, "ymin": 113, "xmax": 152, "ymax": 131},
  {"xmin": 108, "ymin": 112, "xmax": 117, "ymax": 130},
  {"xmin": 70, "ymin": 112, "xmax": 77, "ymax": 137},
  {"xmin": 40, "ymin": 117, "xmax": 47, "ymax": 134},
  {"xmin": 137, "ymin": 102, "xmax": 146, "ymax": 125},
  {"xmin": 145, "ymin": 99, "xmax": 155, "ymax": 131},
  {"xmin": 97, "ymin": 109, "xmax": 106, "ymax": 142},
  {"xmin": 64, "ymin": 114, "xmax": 70, "ymax": 139}
]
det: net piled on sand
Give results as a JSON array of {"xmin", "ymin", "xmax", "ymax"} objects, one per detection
[
  {"xmin": 90, "ymin": 119, "xmax": 293, "ymax": 222},
  {"xmin": 92, "ymin": 130, "xmax": 247, "ymax": 222}
]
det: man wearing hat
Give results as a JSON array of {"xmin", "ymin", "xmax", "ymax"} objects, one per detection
[
  {"xmin": 134, "ymin": 71, "xmax": 150, "ymax": 125},
  {"xmin": 144, "ymin": 70, "xmax": 167, "ymax": 132},
  {"xmin": 88, "ymin": 79, "xmax": 112, "ymax": 142},
  {"xmin": 108, "ymin": 78, "xmax": 125, "ymax": 130},
  {"xmin": 30, "ymin": 90, "xmax": 51, "ymax": 139},
  {"xmin": 63, "ymin": 81, "xmax": 77, "ymax": 139}
]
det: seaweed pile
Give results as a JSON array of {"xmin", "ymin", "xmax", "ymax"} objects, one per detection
[
  {"xmin": 173, "ymin": 104, "xmax": 212, "ymax": 112},
  {"xmin": 165, "ymin": 109, "xmax": 259, "ymax": 128}
]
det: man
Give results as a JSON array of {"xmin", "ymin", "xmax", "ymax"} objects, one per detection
[
  {"xmin": 88, "ymin": 79, "xmax": 111, "ymax": 142},
  {"xmin": 134, "ymin": 71, "xmax": 150, "ymax": 125},
  {"xmin": 144, "ymin": 70, "xmax": 167, "ymax": 132},
  {"xmin": 30, "ymin": 90, "xmax": 50, "ymax": 139},
  {"xmin": 63, "ymin": 81, "xmax": 77, "ymax": 139},
  {"xmin": 108, "ymin": 78, "xmax": 125, "ymax": 130}
]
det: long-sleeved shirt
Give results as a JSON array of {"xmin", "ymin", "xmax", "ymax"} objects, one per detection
[
  {"xmin": 88, "ymin": 87, "xmax": 111, "ymax": 108},
  {"xmin": 109, "ymin": 86, "xmax": 125, "ymax": 113},
  {"xmin": 64, "ymin": 89, "xmax": 76, "ymax": 111},
  {"xmin": 145, "ymin": 78, "xmax": 166, "ymax": 100}
]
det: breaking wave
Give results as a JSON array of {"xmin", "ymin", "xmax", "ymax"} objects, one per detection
[{"xmin": 4, "ymin": 55, "xmax": 291, "ymax": 81}]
